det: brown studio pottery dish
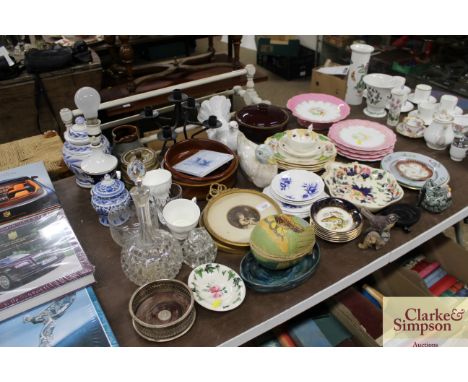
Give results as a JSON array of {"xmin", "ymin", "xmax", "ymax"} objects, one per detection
[
  {"xmin": 235, "ymin": 103, "xmax": 290, "ymax": 143},
  {"xmin": 129, "ymin": 279, "xmax": 196, "ymax": 342},
  {"xmin": 164, "ymin": 139, "xmax": 238, "ymax": 183}
]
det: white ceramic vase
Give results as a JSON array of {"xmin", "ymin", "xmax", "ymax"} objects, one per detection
[
  {"xmin": 363, "ymin": 73, "xmax": 399, "ymax": 118},
  {"xmin": 345, "ymin": 43, "xmax": 374, "ymax": 106}
]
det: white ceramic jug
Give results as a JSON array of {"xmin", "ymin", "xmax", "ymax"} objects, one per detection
[{"xmin": 424, "ymin": 112, "xmax": 455, "ymax": 150}]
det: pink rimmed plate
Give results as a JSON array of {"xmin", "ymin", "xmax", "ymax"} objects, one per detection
[
  {"xmin": 287, "ymin": 93, "xmax": 350, "ymax": 126},
  {"xmin": 328, "ymin": 119, "xmax": 396, "ymax": 151}
]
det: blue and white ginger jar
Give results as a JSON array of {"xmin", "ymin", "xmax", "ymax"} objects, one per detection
[{"xmin": 91, "ymin": 175, "xmax": 130, "ymax": 226}]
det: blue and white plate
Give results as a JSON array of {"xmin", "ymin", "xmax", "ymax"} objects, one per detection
[{"xmin": 271, "ymin": 170, "xmax": 324, "ymax": 203}]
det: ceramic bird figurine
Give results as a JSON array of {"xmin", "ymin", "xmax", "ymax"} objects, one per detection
[
  {"xmin": 197, "ymin": 95, "xmax": 239, "ymax": 152},
  {"xmin": 358, "ymin": 207, "xmax": 399, "ymax": 250},
  {"xmin": 237, "ymin": 131, "xmax": 278, "ymax": 188}
]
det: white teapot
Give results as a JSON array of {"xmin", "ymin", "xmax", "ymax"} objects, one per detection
[{"xmin": 424, "ymin": 112, "xmax": 455, "ymax": 150}]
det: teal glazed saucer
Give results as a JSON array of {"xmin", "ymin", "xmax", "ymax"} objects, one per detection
[{"xmin": 240, "ymin": 244, "xmax": 320, "ymax": 293}]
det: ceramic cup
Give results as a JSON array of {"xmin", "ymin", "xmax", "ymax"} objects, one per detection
[
  {"xmin": 402, "ymin": 116, "xmax": 425, "ymax": 135},
  {"xmin": 418, "ymin": 101, "xmax": 437, "ymax": 124},
  {"xmin": 284, "ymin": 129, "xmax": 317, "ymax": 154},
  {"xmin": 363, "ymin": 73, "xmax": 399, "ymax": 118},
  {"xmin": 393, "ymin": 76, "xmax": 406, "ymax": 89},
  {"xmin": 143, "ymin": 169, "xmax": 172, "ymax": 200},
  {"xmin": 439, "ymin": 95, "xmax": 458, "ymax": 114},
  {"xmin": 413, "ymin": 84, "xmax": 432, "ymax": 103},
  {"xmin": 163, "ymin": 198, "xmax": 200, "ymax": 240}
]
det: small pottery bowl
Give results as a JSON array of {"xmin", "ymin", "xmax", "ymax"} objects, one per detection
[
  {"xmin": 164, "ymin": 139, "xmax": 237, "ymax": 183},
  {"xmin": 235, "ymin": 103, "xmax": 289, "ymax": 143},
  {"xmin": 129, "ymin": 279, "xmax": 196, "ymax": 342},
  {"xmin": 249, "ymin": 214, "xmax": 315, "ymax": 270}
]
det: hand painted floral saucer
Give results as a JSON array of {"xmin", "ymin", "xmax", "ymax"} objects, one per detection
[
  {"xmin": 271, "ymin": 170, "xmax": 324, "ymax": 203},
  {"xmin": 188, "ymin": 263, "xmax": 246, "ymax": 312},
  {"xmin": 239, "ymin": 244, "xmax": 320, "ymax": 293},
  {"xmin": 322, "ymin": 162, "xmax": 404, "ymax": 212},
  {"xmin": 287, "ymin": 93, "xmax": 350, "ymax": 125}
]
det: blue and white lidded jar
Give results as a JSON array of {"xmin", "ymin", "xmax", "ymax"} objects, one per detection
[
  {"xmin": 62, "ymin": 116, "xmax": 111, "ymax": 188},
  {"xmin": 91, "ymin": 175, "xmax": 131, "ymax": 226}
]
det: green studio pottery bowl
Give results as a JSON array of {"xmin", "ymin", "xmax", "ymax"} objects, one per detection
[{"xmin": 249, "ymin": 214, "xmax": 315, "ymax": 270}]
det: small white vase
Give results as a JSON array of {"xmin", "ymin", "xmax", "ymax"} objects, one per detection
[{"xmin": 345, "ymin": 43, "xmax": 374, "ymax": 106}]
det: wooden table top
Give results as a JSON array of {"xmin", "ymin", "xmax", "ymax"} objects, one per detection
[{"xmin": 54, "ymin": 106, "xmax": 468, "ymax": 346}]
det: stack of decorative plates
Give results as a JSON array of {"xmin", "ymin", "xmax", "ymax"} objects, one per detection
[
  {"xmin": 286, "ymin": 93, "xmax": 350, "ymax": 130},
  {"xmin": 309, "ymin": 197, "xmax": 363, "ymax": 243},
  {"xmin": 322, "ymin": 161, "xmax": 404, "ymax": 212},
  {"xmin": 381, "ymin": 152, "xmax": 450, "ymax": 190},
  {"xmin": 263, "ymin": 170, "xmax": 326, "ymax": 218},
  {"xmin": 263, "ymin": 186, "xmax": 328, "ymax": 218},
  {"xmin": 328, "ymin": 119, "xmax": 396, "ymax": 162},
  {"xmin": 240, "ymin": 244, "xmax": 320, "ymax": 293},
  {"xmin": 201, "ymin": 188, "xmax": 282, "ymax": 255},
  {"xmin": 264, "ymin": 129, "xmax": 337, "ymax": 171}
]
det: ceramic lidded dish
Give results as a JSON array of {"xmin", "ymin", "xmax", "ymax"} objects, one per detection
[
  {"xmin": 322, "ymin": 162, "xmax": 404, "ymax": 212},
  {"xmin": 249, "ymin": 214, "xmax": 316, "ymax": 270},
  {"xmin": 188, "ymin": 263, "xmax": 246, "ymax": 312},
  {"xmin": 129, "ymin": 279, "xmax": 196, "ymax": 342},
  {"xmin": 235, "ymin": 103, "xmax": 289, "ymax": 143},
  {"xmin": 286, "ymin": 93, "xmax": 350, "ymax": 130},
  {"xmin": 240, "ymin": 244, "xmax": 320, "ymax": 293}
]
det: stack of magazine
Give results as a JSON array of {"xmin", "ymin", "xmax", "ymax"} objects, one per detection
[{"xmin": 0, "ymin": 162, "xmax": 117, "ymax": 347}]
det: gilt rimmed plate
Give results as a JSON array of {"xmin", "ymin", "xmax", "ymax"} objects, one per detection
[
  {"xmin": 188, "ymin": 263, "xmax": 245, "ymax": 312},
  {"xmin": 271, "ymin": 170, "xmax": 324, "ymax": 202},
  {"xmin": 240, "ymin": 244, "xmax": 320, "ymax": 293},
  {"xmin": 287, "ymin": 93, "xmax": 350, "ymax": 124},
  {"xmin": 310, "ymin": 197, "xmax": 363, "ymax": 233},
  {"xmin": 381, "ymin": 152, "xmax": 450, "ymax": 190},
  {"xmin": 203, "ymin": 188, "xmax": 281, "ymax": 248},
  {"xmin": 329, "ymin": 119, "xmax": 396, "ymax": 151},
  {"xmin": 322, "ymin": 161, "xmax": 404, "ymax": 212}
]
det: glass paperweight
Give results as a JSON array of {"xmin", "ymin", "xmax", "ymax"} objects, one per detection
[
  {"xmin": 120, "ymin": 159, "xmax": 183, "ymax": 285},
  {"xmin": 181, "ymin": 228, "xmax": 217, "ymax": 268}
]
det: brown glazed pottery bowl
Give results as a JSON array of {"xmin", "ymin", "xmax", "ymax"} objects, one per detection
[
  {"xmin": 129, "ymin": 279, "xmax": 196, "ymax": 342},
  {"xmin": 235, "ymin": 103, "xmax": 289, "ymax": 143},
  {"xmin": 164, "ymin": 138, "xmax": 238, "ymax": 183}
]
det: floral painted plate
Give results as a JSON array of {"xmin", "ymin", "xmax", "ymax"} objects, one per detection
[
  {"xmin": 381, "ymin": 152, "xmax": 450, "ymax": 190},
  {"xmin": 287, "ymin": 93, "xmax": 350, "ymax": 124},
  {"xmin": 239, "ymin": 244, "xmax": 320, "ymax": 293},
  {"xmin": 328, "ymin": 119, "xmax": 396, "ymax": 151},
  {"xmin": 271, "ymin": 170, "xmax": 325, "ymax": 202},
  {"xmin": 322, "ymin": 162, "xmax": 404, "ymax": 212},
  {"xmin": 188, "ymin": 263, "xmax": 246, "ymax": 312}
]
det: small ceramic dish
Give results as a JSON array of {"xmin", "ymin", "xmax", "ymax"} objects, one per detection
[
  {"xmin": 249, "ymin": 214, "xmax": 315, "ymax": 270},
  {"xmin": 322, "ymin": 161, "xmax": 404, "ymax": 212},
  {"xmin": 396, "ymin": 116, "xmax": 426, "ymax": 139},
  {"xmin": 235, "ymin": 103, "xmax": 289, "ymax": 143},
  {"xmin": 188, "ymin": 263, "xmax": 246, "ymax": 312},
  {"xmin": 240, "ymin": 244, "xmax": 320, "ymax": 293},
  {"xmin": 164, "ymin": 139, "xmax": 237, "ymax": 183},
  {"xmin": 310, "ymin": 197, "xmax": 362, "ymax": 233},
  {"xmin": 129, "ymin": 279, "xmax": 196, "ymax": 342},
  {"xmin": 271, "ymin": 170, "xmax": 324, "ymax": 203},
  {"xmin": 407, "ymin": 94, "xmax": 437, "ymax": 105}
]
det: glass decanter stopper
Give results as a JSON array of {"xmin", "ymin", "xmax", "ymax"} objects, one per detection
[{"xmin": 121, "ymin": 160, "xmax": 183, "ymax": 286}]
